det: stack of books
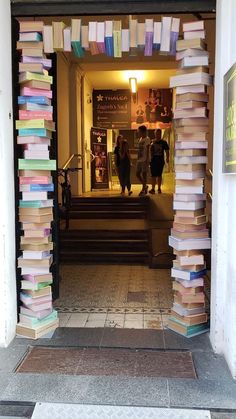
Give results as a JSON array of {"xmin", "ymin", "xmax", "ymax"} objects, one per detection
[
  {"xmin": 41, "ymin": 17, "xmax": 180, "ymax": 57},
  {"xmin": 168, "ymin": 20, "xmax": 212, "ymax": 338},
  {"xmin": 16, "ymin": 21, "xmax": 59, "ymax": 339}
]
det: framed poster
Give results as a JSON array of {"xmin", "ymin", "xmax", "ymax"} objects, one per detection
[
  {"xmin": 93, "ymin": 89, "xmax": 131, "ymax": 129},
  {"xmin": 223, "ymin": 62, "xmax": 236, "ymax": 174},
  {"xmin": 91, "ymin": 127, "xmax": 109, "ymax": 189}
]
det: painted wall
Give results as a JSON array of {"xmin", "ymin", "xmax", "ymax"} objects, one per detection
[
  {"xmin": 0, "ymin": 0, "xmax": 17, "ymax": 346},
  {"xmin": 82, "ymin": 76, "xmax": 93, "ymax": 192},
  {"xmin": 57, "ymin": 53, "xmax": 70, "ymax": 169},
  {"xmin": 210, "ymin": 0, "xmax": 236, "ymax": 377}
]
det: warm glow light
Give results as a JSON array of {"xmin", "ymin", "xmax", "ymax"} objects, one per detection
[
  {"xmin": 129, "ymin": 77, "xmax": 137, "ymax": 93},
  {"xmin": 123, "ymin": 70, "xmax": 145, "ymax": 83}
]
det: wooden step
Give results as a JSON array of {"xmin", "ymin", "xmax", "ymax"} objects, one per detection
[
  {"xmin": 59, "ymin": 251, "xmax": 149, "ymax": 264},
  {"xmin": 60, "ymin": 229, "xmax": 148, "ymax": 239},
  {"xmin": 62, "ymin": 210, "xmax": 147, "ymax": 220},
  {"xmin": 60, "ymin": 239, "xmax": 149, "ymax": 252}
]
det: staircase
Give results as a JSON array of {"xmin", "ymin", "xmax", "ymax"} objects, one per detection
[{"xmin": 59, "ymin": 196, "xmax": 150, "ymax": 264}]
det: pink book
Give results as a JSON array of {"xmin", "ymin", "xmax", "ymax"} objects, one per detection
[
  {"xmin": 19, "ymin": 176, "xmax": 52, "ymax": 185},
  {"xmin": 23, "ymin": 273, "xmax": 53, "ymax": 283},
  {"xmin": 19, "ymin": 110, "xmax": 53, "ymax": 121},
  {"xmin": 26, "ymin": 301, "xmax": 52, "ymax": 311},
  {"xmin": 21, "ymin": 56, "xmax": 52, "ymax": 69},
  {"xmin": 20, "ymin": 87, "xmax": 52, "ymax": 99},
  {"xmin": 24, "ymin": 229, "xmax": 51, "ymax": 238},
  {"xmin": 20, "ymin": 306, "xmax": 53, "ymax": 319},
  {"xmin": 17, "ymin": 136, "xmax": 51, "ymax": 145},
  {"xmin": 20, "ymin": 293, "xmax": 52, "ymax": 305}
]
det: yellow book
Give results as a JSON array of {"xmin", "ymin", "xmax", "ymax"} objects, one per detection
[
  {"xmin": 16, "ymin": 120, "xmax": 55, "ymax": 130},
  {"xmin": 19, "ymin": 71, "xmax": 52, "ymax": 84},
  {"xmin": 52, "ymin": 21, "xmax": 66, "ymax": 50},
  {"xmin": 113, "ymin": 21, "xmax": 122, "ymax": 58}
]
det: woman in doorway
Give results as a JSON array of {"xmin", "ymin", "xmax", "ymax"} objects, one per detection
[
  {"xmin": 149, "ymin": 128, "xmax": 169, "ymax": 194},
  {"xmin": 114, "ymin": 134, "xmax": 123, "ymax": 190},
  {"xmin": 119, "ymin": 139, "xmax": 132, "ymax": 196}
]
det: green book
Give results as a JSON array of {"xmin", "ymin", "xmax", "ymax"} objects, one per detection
[
  {"xmin": 18, "ymin": 159, "xmax": 56, "ymax": 170},
  {"xmin": 113, "ymin": 21, "xmax": 122, "ymax": 58},
  {"xmin": 168, "ymin": 316, "xmax": 210, "ymax": 338},
  {"xmin": 19, "ymin": 200, "xmax": 53, "ymax": 208},
  {"xmin": 19, "ymin": 309, "xmax": 58, "ymax": 328}
]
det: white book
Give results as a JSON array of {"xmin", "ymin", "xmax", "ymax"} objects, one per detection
[
  {"xmin": 183, "ymin": 21, "xmax": 205, "ymax": 32},
  {"xmin": 43, "ymin": 26, "xmax": 54, "ymax": 54},
  {"xmin": 173, "ymin": 200, "xmax": 205, "ymax": 210},
  {"xmin": 24, "ymin": 150, "xmax": 50, "ymax": 160},
  {"xmin": 175, "ymin": 141, "xmax": 208, "ymax": 150},
  {"xmin": 175, "ymin": 277, "xmax": 204, "ymax": 287},
  {"xmin": 169, "ymin": 236, "xmax": 211, "ymax": 251},
  {"xmin": 180, "ymin": 55, "xmax": 209, "ymax": 68},
  {"xmin": 81, "ymin": 26, "xmax": 89, "ymax": 49},
  {"xmin": 129, "ymin": 18, "xmax": 137, "ymax": 48},
  {"xmin": 137, "ymin": 23, "xmax": 145, "ymax": 47},
  {"xmin": 63, "ymin": 27, "xmax": 71, "ymax": 52},
  {"xmin": 176, "ymin": 48, "xmax": 209, "ymax": 61},
  {"xmin": 25, "ymin": 144, "xmax": 49, "ymax": 151},
  {"xmin": 171, "ymin": 268, "xmax": 206, "ymax": 281},
  {"xmin": 20, "ymin": 103, "xmax": 53, "ymax": 112},
  {"xmin": 160, "ymin": 16, "xmax": 172, "ymax": 52},
  {"xmin": 105, "ymin": 21, "xmax": 113, "ymax": 37},
  {"xmin": 173, "ymin": 193, "xmax": 206, "ymax": 202},
  {"xmin": 153, "ymin": 22, "xmax": 162, "ymax": 45},
  {"xmin": 172, "ymin": 303, "xmax": 205, "ymax": 317},
  {"xmin": 178, "ymin": 254, "xmax": 205, "ymax": 266},
  {"xmin": 176, "ymin": 85, "xmax": 206, "ymax": 94},
  {"xmin": 174, "ymin": 107, "xmax": 207, "ymax": 119},
  {"xmin": 175, "ymin": 156, "xmax": 208, "ymax": 164},
  {"xmin": 171, "ymin": 17, "xmax": 180, "ymax": 33},
  {"xmin": 184, "ymin": 30, "xmax": 206, "ymax": 40},
  {"xmin": 122, "ymin": 29, "xmax": 130, "ymax": 52},
  {"xmin": 97, "ymin": 22, "xmax": 105, "ymax": 44},
  {"xmin": 22, "ymin": 191, "xmax": 48, "ymax": 201},
  {"xmin": 21, "ymin": 267, "xmax": 50, "ymax": 275},
  {"xmin": 175, "ymin": 132, "xmax": 207, "ymax": 141},
  {"xmin": 175, "ymin": 186, "xmax": 204, "ymax": 194},
  {"xmin": 145, "ymin": 18, "xmax": 154, "ymax": 33},
  {"xmin": 88, "ymin": 22, "xmax": 97, "ymax": 42},
  {"xmin": 175, "ymin": 171, "xmax": 206, "ymax": 180},
  {"xmin": 170, "ymin": 72, "xmax": 212, "ymax": 88},
  {"xmin": 22, "ymin": 250, "xmax": 50, "ymax": 259}
]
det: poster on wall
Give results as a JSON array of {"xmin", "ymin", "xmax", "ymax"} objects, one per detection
[
  {"xmin": 131, "ymin": 88, "xmax": 173, "ymax": 130},
  {"xmin": 223, "ymin": 62, "xmax": 236, "ymax": 174},
  {"xmin": 91, "ymin": 127, "xmax": 109, "ymax": 189},
  {"xmin": 93, "ymin": 89, "xmax": 131, "ymax": 129}
]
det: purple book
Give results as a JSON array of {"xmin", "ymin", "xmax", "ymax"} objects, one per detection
[{"xmin": 144, "ymin": 32, "xmax": 153, "ymax": 56}]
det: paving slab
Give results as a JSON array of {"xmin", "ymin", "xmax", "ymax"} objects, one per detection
[
  {"xmin": 101, "ymin": 328, "xmax": 165, "ymax": 349},
  {"xmin": 163, "ymin": 330, "xmax": 212, "ymax": 352},
  {"xmin": 1, "ymin": 374, "xmax": 92, "ymax": 404},
  {"xmin": 0, "ymin": 347, "xmax": 28, "ymax": 373},
  {"xmin": 32, "ymin": 327, "xmax": 104, "ymax": 347},
  {"xmin": 169, "ymin": 378, "xmax": 236, "ymax": 409},
  {"xmin": 84, "ymin": 376, "xmax": 169, "ymax": 407},
  {"xmin": 192, "ymin": 352, "xmax": 233, "ymax": 380}
]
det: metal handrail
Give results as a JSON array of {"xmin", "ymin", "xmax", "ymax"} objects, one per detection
[
  {"xmin": 207, "ymin": 192, "xmax": 212, "ymax": 201},
  {"xmin": 62, "ymin": 153, "xmax": 83, "ymax": 170},
  {"xmin": 207, "ymin": 169, "xmax": 213, "ymax": 177}
]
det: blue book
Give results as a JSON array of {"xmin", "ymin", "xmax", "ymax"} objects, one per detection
[
  {"xmin": 18, "ymin": 128, "xmax": 51, "ymax": 137},
  {"xmin": 18, "ymin": 96, "xmax": 51, "ymax": 105},
  {"xmin": 29, "ymin": 184, "xmax": 54, "ymax": 192},
  {"xmin": 153, "ymin": 43, "xmax": 160, "ymax": 50},
  {"xmin": 105, "ymin": 37, "xmax": 114, "ymax": 57},
  {"xmin": 171, "ymin": 267, "xmax": 207, "ymax": 281}
]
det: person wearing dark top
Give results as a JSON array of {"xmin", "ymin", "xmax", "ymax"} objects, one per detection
[
  {"xmin": 149, "ymin": 129, "xmax": 169, "ymax": 194},
  {"xmin": 114, "ymin": 135, "xmax": 123, "ymax": 190},
  {"xmin": 119, "ymin": 140, "xmax": 132, "ymax": 196}
]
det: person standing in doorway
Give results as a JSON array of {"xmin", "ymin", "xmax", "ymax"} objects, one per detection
[
  {"xmin": 119, "ymin": 139, "xmax": 132, "ymax": 196},
  {"xmin": 149, "ymin": 128, "xmax": 169, "ymax": 194},
  {"xmin": 136, "ymin": 125, "xmax": 150, "ymax": 196},
  {"xmin": 114, "ymin": 134, "xmax": 123, "ymax": 191}
]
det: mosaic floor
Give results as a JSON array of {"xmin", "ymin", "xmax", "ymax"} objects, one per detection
[{"xmin": 54, "ymin": 265, "xmax": 173, "ymax": 330}]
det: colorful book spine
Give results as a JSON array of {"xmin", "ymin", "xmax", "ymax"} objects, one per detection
[
  {"xmin": 167, "ymin": 20, "xmax": 212, "ymax": 338},
  {"xmin": 16, "ymin": 22, "xmax": 58, "ymax": 339},
  {"xmin": 144, "ymin": 19, "xmax": 153, "ymax": 57}
]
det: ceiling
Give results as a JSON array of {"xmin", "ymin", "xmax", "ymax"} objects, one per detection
[{"xmin": 84, "ymin": 69, "xmax": 176, "ymax": 89}]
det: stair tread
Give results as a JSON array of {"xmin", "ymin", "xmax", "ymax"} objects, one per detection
[{"xmin": 60, "ymin": 250, "xmax": 149, "ymax": 255}]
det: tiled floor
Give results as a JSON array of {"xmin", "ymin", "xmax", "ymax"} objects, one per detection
[{"xmin": 58, "ymin": 311, "xmax": 170, "ymax": 330}]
